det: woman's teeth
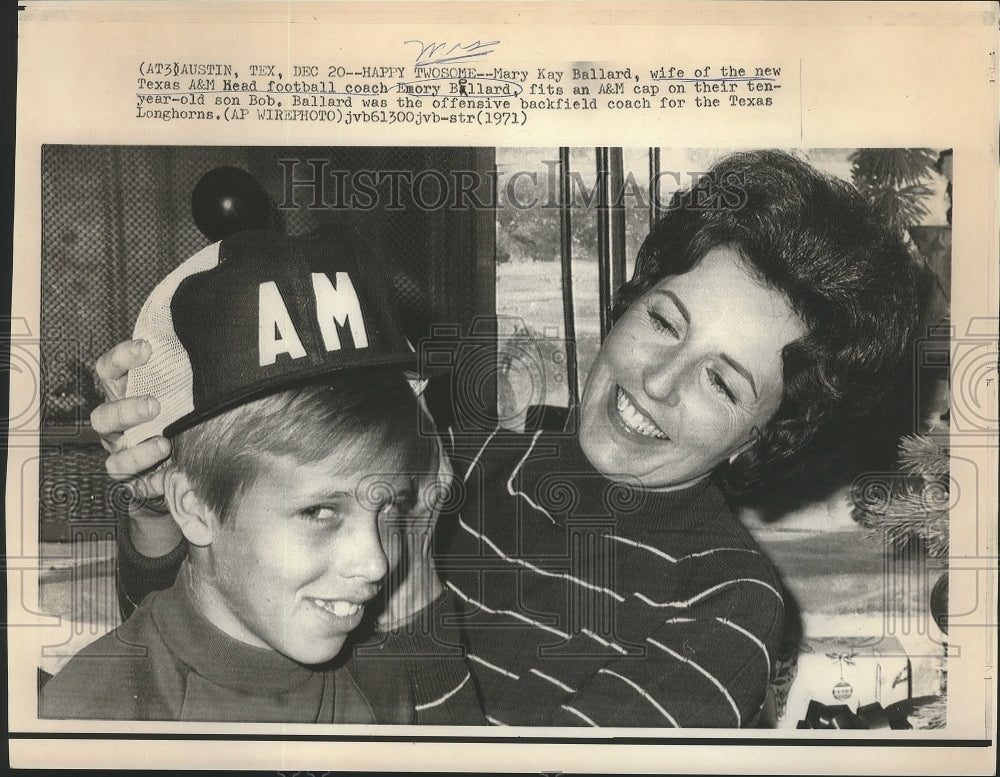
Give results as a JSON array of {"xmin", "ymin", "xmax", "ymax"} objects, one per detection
[
  {"xmin": 616, "ymin": 388, "xmax": 668, "ymax": 439},
  {"xmin": 309, "ymin": 598, "xmax": 362, "ymax": 617}
]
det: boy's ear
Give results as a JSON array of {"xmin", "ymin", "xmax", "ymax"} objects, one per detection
[{"xmin": 163, "ymin": 468, "xmax": 218, "ymax": 547}]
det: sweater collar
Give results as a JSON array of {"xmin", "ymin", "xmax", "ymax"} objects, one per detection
[
  {"xmin": 151, "ymin": 565, "xmax": 322, "ymax": 696},
  {"xmin": 521, "ymin": 426, "xmax": 724, "ymax": 534}
]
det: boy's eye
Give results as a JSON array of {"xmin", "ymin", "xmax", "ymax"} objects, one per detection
[
  {"xmin": 648, "ymin": 308, "xmax": 680, "ymax": 338},
  {"xmin": 707, "ymin": 368, "xmax": 739, "ymax": 404}
]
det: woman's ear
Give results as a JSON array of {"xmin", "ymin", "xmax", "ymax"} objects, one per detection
[{"xmin": 163, "ymin": 468, "xmax": 217, "ymax": 547}]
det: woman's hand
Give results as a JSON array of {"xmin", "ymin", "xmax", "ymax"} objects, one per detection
[
  {"xmin": 92, "ymin": 340, "xmax": 171, "ymax": 481},
  {"xmin": 376, "ymin": 434, "xmax": 453, "ymax": 631},
  {"xmin": 92, "ymin": 339, "xmax": 180, "ymax": 557}
]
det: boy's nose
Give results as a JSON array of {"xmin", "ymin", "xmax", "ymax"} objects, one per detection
[{"xmin": 339, "ymin": 514, "xmax": 389, "ymax": 585}]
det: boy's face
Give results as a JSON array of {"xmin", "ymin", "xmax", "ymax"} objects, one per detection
[{"xmin": 194, "ymin": 451, "xmax": 412, "ymax": 665}]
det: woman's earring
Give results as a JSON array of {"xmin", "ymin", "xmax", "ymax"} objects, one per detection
[{"xmin": 729, "ymin": 429, "xmax": 760, "ymax": 466}]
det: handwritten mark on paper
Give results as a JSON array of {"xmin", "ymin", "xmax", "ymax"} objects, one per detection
[{"xmin": 405, "ymin": 39, "xmax": 500, "ymax": 68}]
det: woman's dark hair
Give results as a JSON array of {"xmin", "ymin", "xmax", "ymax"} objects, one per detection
[{"xmin": 616, "ymin": 149, "xmax": 919, "ymax": 492}]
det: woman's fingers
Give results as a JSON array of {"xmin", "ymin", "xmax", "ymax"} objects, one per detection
[
  {"xmin": 105, "ymin": 436, "xmax": 171, "ymax": 480},
  {"xmin": 129, "ymin": 466, "xmax": 169, "ymax": 505},
  {"xmin": 90, "ymin": 396, "xmax": 160, "ymax": 438},
  {"xmin": 420, "ymin": 452, "xmax": 454, "ymax": 517},
  {"xmin": 92, "ymin": 339, "xmax": 166, "ymax": 480},
  {"xmin": 95, "ymin": 339, "xmax": 151, "ymax": 399}
]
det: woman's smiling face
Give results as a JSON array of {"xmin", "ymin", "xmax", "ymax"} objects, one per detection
[{"xmin": 578, "ymin": 245, "xmax": 808, "ymax": 488}]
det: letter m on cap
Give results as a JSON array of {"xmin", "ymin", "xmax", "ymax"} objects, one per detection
[{"xmin": 312, "ymin": 272, "xmax": 369, "ymax": 352}]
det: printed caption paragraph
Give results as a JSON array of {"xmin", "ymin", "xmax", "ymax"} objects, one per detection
[{"xmin": 136, "ymin": 45, "xmax": 793, "ymax": 127}]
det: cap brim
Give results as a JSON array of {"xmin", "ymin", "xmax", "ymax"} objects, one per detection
[{"xmin": 162, "ymin": 352, "xmax": 419, "ymax": 438}]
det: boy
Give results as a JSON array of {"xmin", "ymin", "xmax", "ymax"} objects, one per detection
[{"xmin": 40, "ymin": 230, "xmax": 478, "ymax": 723}]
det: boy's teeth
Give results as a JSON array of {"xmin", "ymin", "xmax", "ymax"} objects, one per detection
[
  {"xmin": 310, "ymin": 599, "xmax": 361, "ymax": 617},
  {"xmin": 616, "ymin": 388, "xmax": 668, "ymax": 439}
]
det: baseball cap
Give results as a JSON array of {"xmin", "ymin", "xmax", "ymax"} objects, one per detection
[{"xmin": 122, "ymin": 229, "xmax": 418, "ymax": 447}]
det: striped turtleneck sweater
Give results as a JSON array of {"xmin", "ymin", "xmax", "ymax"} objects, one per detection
[{"xmin": 435, "ymin": 424, "xmax": 784, "ymax": 727}]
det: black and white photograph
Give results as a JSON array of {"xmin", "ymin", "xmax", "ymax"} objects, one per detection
[
  {"xmin": 32, "ymin": 145, "xmax": 951, "ymax": 729},
  {"xmin": 8, "ymin": 3, "xmax": 997, "ymax": 774}
]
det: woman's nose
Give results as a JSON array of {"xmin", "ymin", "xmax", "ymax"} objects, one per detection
[{"xmin": 642, "ymin": 356, "xmax": 684, "ymax": 406}]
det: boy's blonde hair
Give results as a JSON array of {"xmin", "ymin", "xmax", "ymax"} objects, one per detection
[{"xmin": 171, "ymin": 366, "xmax": 437, "ymax": 523}]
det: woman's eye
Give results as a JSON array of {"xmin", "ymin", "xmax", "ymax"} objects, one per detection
[
  {"xmin": 385, "ymin": 493, "xmax": 418, "ymax": 515},
  {"xmin": 707, "ymin": 369, "xmax": 739, "ymax": 404},
  {"xmin": 648, "ymin": 309, "xmax": 680, "ymax": 338},
  {"xmin": 300, "ymin": 505, "xmax": 340, "ymax": 523}
]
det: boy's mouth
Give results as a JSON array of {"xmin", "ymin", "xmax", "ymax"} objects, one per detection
[
  {"xmin": 615, "ymin": 386, "xmax": 668, "ymax": 440},
  {"xmin": 306, "ymin": 597, "xmax": 363, "ymax": 618}
]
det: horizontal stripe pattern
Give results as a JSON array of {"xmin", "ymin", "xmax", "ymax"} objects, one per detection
[
  {"xmin": 415, "ymin": 673, "xmax": 472, "ymax": 711},
  {"xmin": 441, "ymin": 427, "xmax": 784, "ymax": 728}
]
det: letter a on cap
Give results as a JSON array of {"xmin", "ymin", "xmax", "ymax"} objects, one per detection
[{"xmin": 258, "ymin": 281, "xmax": 307, "ymax": 366}]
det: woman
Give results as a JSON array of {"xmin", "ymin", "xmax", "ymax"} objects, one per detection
[{"xmin": 91, "ymin": 150, "xmax": 918, "ymax": 727}]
